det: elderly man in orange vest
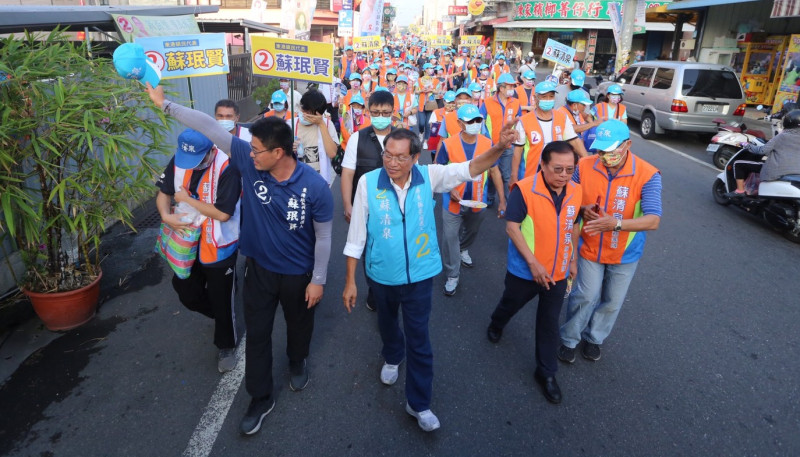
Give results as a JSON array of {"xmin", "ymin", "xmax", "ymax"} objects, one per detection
[
  {"xmin": 435, "ymin": 104, "xmax": 506, "ymax": 296},
  {"xmin": 486, "ymin": 140, "xmax": 582, "ymax": 405},
  {"xmin": 558, "ymin": 120, "xmax": 662, "ymax": 364}
]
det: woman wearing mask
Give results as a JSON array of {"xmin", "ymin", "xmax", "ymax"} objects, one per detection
[
  {"xmin": 262, "ymin": 91, "xmax": 292, "ymax": 121},
  {"xmin": 278, "ymin": 77, "xmax": 303, "ymax": 116},
  {"xmin": 392, "ymin": 75, "xmax": 418, "ymax": 130},
  {"xmin": 563, "ymin": 89, "xmax": 601, "ymax": 153},
  {"xmin": 593, "ymin": 84, "xmax": 627, "ymax": 124},
  {"xmin": 383, "ymin": 68, "xmax": 398, "ymax": 91},
  {"xmin": 340, "ymin": 93, "xmax": 370, "ymax": 151},
  {"xmin": 469, "ymin": 82, "xmax": 485, "ymax": 109},
  {"xmin": 340, "ymin": 73, "xmax": 366, "ymax": 118}
]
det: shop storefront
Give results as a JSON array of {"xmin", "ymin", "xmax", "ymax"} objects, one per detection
[{"xmin": 500, "ymin": 0, "xmax": 693, "ymax": 74}]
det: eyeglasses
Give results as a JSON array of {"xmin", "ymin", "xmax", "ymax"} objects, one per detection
[
  {"xmin": 551, "ymin": 166, "xmax": 575, "ymax": 175},
  {"xmin": 461, "ymin": 118, "xmax": 482, "ymax": 125},
  {"xmin": 370, "ymin": 110, "xmax": 393, "ymax": 117},
  {"xmin": 250, "ymin": 144, "xmax": 275, "ymax": 155},
  {"xmin": 382, "ymin": 153, "xmax": 412, "ymax": 164}
]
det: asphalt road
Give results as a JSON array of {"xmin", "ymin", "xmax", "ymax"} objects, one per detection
[{"xmin": 2, "ymin": 129, "xmax": 799, "ymax": 457}]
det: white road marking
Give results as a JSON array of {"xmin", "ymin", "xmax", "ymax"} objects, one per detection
[
  {"xmin": 630, "ymin": 131, "xmax": 719, "ymax": 172},
  {"xmin": 182, "ymin": 338, "xmax": 246, "ymax": 457}
]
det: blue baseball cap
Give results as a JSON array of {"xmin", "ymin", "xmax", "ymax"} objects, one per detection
[
  {"xmin": 271, "ymin": 91, "xmax": 288, "ymax": 104},
  {"xmin": 497, "ymin": 73, "xmax": 515, "ymax": 85},
  {"xmin": 457, "ymin": 104, "xmax": 483, "ymax": 121},
  {"xmin": 497, "ymin": 54, "xmax": 506, "ymax": 60},
  {"xmin": 175, "ymin": 129, "xmax": 213, "ymax": 169},
  {"xmin": 374, "ymin": 86, "xmax": 390, "ymax": 92},
  {"xmin": 443, "ymin": 91, "xmax": 456, "ymax": 102},
  {"xmin": 394, "ymin": 51, "xmax": 400, "ymax": 57},
  {"xmin": 369, "ymin": 63, "xmax": 379, "ymax": 70},
  {"xmin": 479, "ymin": 63, "xmax": 489, "ymax": 70},
  {"xmin": 469, "ymin": 82, "xmax": 483, "ymax": 93},
  {"xmin": 350, "ymin": 93, "xmax": 365, "ymax": 106},
  {"xmin": 590, "ymin": 120, "xmax": 630, "ymax": 152},
  {"xmin": 423, "ymin": 63, "xmax": 433, "ymax": 70},
  {"xmin": 349, "ymin": 73, "xmax": 362, "ymax": 81},
  {"xmin": 607, "ymin": 84, "xmax": 624, "ymax": 95},
  {"xmin": 396, "ymin": 75, "xmax": 409, "ymax": 83},
  {"xmin": 535, "ymin": 81, "xmax": 558, "ymax": 94},
  {"xmin": 435, "ymin": 65, "xmax": 443, "ymax": 70},
  {"xmin": 387, "ymin": 68, "xmax": 397, "ymax": 75},
  {"xmin": 570, "ymin": 69, "xmax": 586, "ymax": 87},
  {"xmin": 455, "ymin": 88, "xmax": 472, "ymax": 97},
  {"xmin": 566, "ymin": 89, "xmax": 592, "ymax": 105},
  {"xmin": 345, "ymin": 45, "xmax": 353, "ymax": 51},
  {"xmin": 522, "ymin": 70, "xmax": 536, "ymax": 81},
  {"xmin": 112, "ymin": 43, "xmax": 161, "ymax": 88}
]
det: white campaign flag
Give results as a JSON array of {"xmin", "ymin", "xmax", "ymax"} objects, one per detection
[{"xmin": 359, "ymin": 0, "xmax": 383, "ymax": 37}]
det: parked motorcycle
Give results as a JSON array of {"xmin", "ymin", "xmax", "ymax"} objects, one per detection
[
  {"xmin": 706, "ymin": 118, "xmax": 767, "ymax": 169},
  {"xmin": 712, "ymin": 145, "xmax": 800, "ymax": 243}
]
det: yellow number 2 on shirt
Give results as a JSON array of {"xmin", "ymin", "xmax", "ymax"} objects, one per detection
[{"xmin": 415, "ymin": 233, "xmax": 430, "ymax": 258}]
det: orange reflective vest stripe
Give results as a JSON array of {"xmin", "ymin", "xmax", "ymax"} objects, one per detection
[
  {"xmin": 178, "ymin": 151, "xmax": 240, "ymax": 264},
  {"xmin": 595, "ymin": 102, "xmax": 626, "ymax": 121},
  {"xmin": 518, "ymin": 109, "xmax": 570, "ymax": 180},
  {"xmin": 514, "ymin": 85, "xmax": 534, "ymax": 107},
  {"xmin": 341, "ymin": 111, "xmax": 371, "ymax": 151},
  {"xmin": 511, "ymin": 172, "xmax": 581, "ymax": 281},
  {"xmin": 264, "ymin": 109, "xmax": 292, "ymax": 121},
  {"xmin": 442, "ymin": 110, "xmax": 462, "ymax": 138},
  {"xmin": 577, "ymin": 153, "xmax": 659, "ymax": 264},
  {"xmin": 483, "ymin": 95, "xmax": 520, "ymax": 144},
  {"xmin": 394, "ymin": 93, "xmax": 415, "ymax": 128},
  {"xmin": 443, "ymin": 134, "xmax": 493, "ymax": 213}
]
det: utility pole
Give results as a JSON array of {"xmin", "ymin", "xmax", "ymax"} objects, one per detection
[{"xmin": 615, "ymin": 0, "xmax": 637, "ymax": 73}]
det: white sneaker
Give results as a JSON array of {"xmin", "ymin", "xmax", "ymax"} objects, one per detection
[
  {"xmin": 405, "ymin": 403, "xmax": 441, "ymax": 432},
  {"xmin": 460, "ymin": 250, "xmax": 473, "ymax": 268},
  {"xmin": 444, "ymin": 277, "xmax": 458, "ymax": 296},
  {"xmin": 423, "ymin": 140, "xmax": 429, "ymax": 150},
  {"xmin": 380, "ymin": 362, "xmax": 400, "ymax": 385}
]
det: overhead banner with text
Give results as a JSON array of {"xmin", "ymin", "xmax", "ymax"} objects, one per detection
[
  {"xmin": 431, "ymin": 35, "xmax": 452, "ymax": 47},
  {"xmin": 111, "ymin": 14, "xmax": 199, "ymax": 42},
  {"xmin": 513, "ymin": 0, "xmax": 671, "ymax": 20},
  {"xmin": 135, "ymin": 34, "xmax": 229, "ymax": 80},
  {"xmin": 250, "ymin": 36, "xmax": 334, "ymax": 84}
]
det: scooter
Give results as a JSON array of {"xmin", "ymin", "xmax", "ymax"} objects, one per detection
[
  {"xmin": 706, "ymin": 118, "xmax": 767, "ymax": 169},
  {"xmin": 712, "ymin": 145, "xmax": 800, "ymax": 243}
]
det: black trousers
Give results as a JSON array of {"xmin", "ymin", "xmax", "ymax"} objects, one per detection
[
  {"xmin": 490, "ymin": 271, "xmax": 568, "ymax": 378},
  {"xmin": 243, "ymin": 257, "xmax": 315, "ymax": 400},
  {"xmin": 172, "ymin": 256, "xmax": 238, "ymax": 350}
]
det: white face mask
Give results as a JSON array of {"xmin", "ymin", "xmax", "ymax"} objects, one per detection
[
  {"xmin": 351, "ymin": 81, "xmax": 361, "ymax": 89},
  {"xmin": 352, "ymin": 108, "xmax": 363, "ymax": 116},
  {"xmin": 280, "ymin": 82, "xmax": 289, "ymax": 90},
  {"xmin": 609, "ymin": 95, "xmax": 621, "ymax": 104},
  {"xmin": 505, "ymin": 89, "xmax": 515, "ymax": 97},
  {"xmin": 465, "ymin": 123, "xmax": 482, "ymax": 135}
]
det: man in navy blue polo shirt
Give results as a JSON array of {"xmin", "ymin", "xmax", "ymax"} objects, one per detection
[{"xmin": 146, "ymin": 84, "xmax": 333, "ymax": 437}]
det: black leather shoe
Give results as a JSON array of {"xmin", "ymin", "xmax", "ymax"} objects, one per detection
[
  {"xmin": 534, "ymin": 373, "xmax": 562, "ymax": 404},
  {"xmin": 486, "ymin": 325, "xmax": 503, "ymax": 343}
]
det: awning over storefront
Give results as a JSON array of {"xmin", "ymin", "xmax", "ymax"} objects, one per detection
[
  {"xmin": 494, "ymin": 19, "xmax": 694, "ymax": 32},
  {"xmin": 666, "ymin": 0, "xmax": 758, "ymax": 10}
]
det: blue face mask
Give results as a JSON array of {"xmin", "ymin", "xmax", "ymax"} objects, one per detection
[
  {"xmin": 538, "ymin": 99, "xmax": 555, "ymax": 111},
  {"xmin": 299, "ymin": 113, "xmax": 313, "ymax": 126},
  {"xmin": 371, "ymin": 116, "xmax": 392, "ymax": 130},
  {"xmin": 272, "ymin": 102, "xmax": 285, "ymax": 112},
  {"xmin": 217, "ymin": 119, "xmax": 235, "ymax": 131}
]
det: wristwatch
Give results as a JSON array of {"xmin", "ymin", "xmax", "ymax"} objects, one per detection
[{"xmin": 613, "ymin": 219, "xmax": 623, "ymax": 232}]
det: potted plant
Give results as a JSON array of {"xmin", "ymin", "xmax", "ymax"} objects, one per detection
[{"xmin": 0, "ymin": 31, "xmax": 172, "ymax": 330}]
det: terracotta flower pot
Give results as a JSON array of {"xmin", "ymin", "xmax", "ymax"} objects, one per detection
[{"xmin": 23, "ymin": 271, "xmax": 102, "ymax": 331}]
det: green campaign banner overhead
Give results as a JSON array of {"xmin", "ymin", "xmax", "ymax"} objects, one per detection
[{"xmin": 512, "ymin": 0, "xmax": 670, "ymax": 21}]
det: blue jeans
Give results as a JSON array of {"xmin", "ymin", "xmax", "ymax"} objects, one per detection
[
  {"xmin": 369, "ymin": 277, "xmax": 434, "ymax": 412},
  {"xmin": 487, "ymin": 147, "xmax": 512, "ymax": 204},
  {"xmin": 417, "ymin": 110, "xmax": 433, "ymax": 141},
  {"xmin": 560, "ymin": 256, "xmax": 639, "ymax": 348}
]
